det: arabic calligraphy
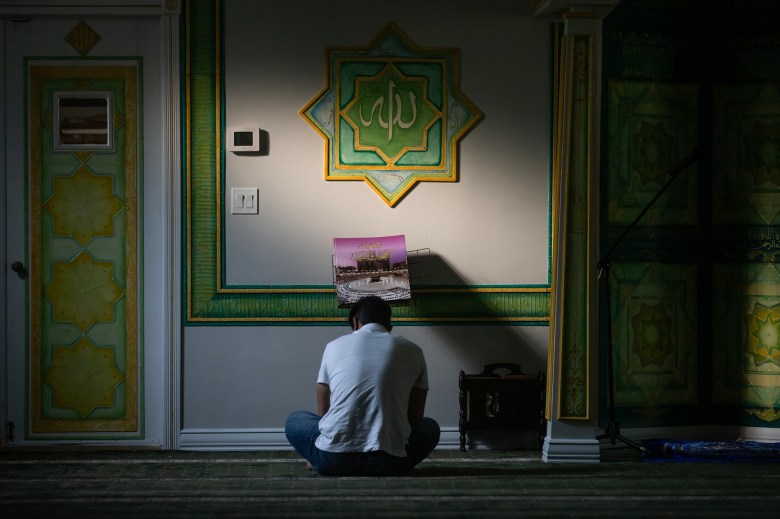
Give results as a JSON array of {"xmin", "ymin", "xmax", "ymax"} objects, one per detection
[
  {"xmin": 359, "ymin": 80, "xmax": 418, "ymax": 143},
  {"xmin": 342, "ymin": 64, "xmax": 439, "ymax": 164}
]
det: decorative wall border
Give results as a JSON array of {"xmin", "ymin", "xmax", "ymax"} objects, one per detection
[
  {"xmin": 553, "ymin": 34, "xmax": 595, "ymax": 420},
  {"xmin": 182, "ymin": 0, "xmax": 551, "ymax": 324}
]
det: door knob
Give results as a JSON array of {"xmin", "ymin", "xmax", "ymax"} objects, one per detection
[{"xmin": 11, "ymin": 260, "xmax": 27, "ymax": 279}]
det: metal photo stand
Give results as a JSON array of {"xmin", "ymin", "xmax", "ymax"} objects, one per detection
[{"xmin": 597, "ymin": 147, "xmax": 700, "ymax": 451}]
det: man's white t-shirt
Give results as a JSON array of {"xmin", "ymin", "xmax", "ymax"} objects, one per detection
[{"xmin": 315, "ymin": 322, "xmax": 429, "ymax": 458}]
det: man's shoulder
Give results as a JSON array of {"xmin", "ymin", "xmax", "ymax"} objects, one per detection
[
  {"xmin": 325, "ymin": 332, "xmax": 356, "ymax": 347},
  {"xmin": 389, "ymin": 333, "xmax": 423, "ymax": 352}
]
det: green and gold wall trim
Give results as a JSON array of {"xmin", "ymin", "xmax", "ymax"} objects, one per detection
[
  {"xmin": 183, "ymin": 0, "xmax": 551, "ymax": 324},
  {"xmin": 549, "ymin": 30, "xmax": 596, "ymax": 420}
]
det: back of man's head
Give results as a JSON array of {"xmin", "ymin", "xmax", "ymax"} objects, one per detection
[{"xmin": 354, "ymin": 296, "xmax": 392, "ymax": 330}]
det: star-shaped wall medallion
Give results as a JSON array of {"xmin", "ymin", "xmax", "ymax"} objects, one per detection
[{"xmin": 301, "ymin": 23, "xmax": 481, "ymax": 206}]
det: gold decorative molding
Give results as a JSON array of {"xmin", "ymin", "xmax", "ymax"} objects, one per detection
[
  {"xmin": 164, "ymin": 0, "xmax": 181, "ymax": 14},
  {"xmin": 65, "ymin": 21, "xmax": 101, "ymax": 56},
  {"xmin": 552, "ymin": 33, "xmax": 597, "ymax": 421}
]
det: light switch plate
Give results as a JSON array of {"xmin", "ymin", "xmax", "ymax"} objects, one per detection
[{"xmin": 231, "ymin": 187, "xmax": 259, "ymax": 214}]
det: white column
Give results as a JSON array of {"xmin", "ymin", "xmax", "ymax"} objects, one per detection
[{"xmin": 160, "ymin": 2, "xmax": 182, "ymax": 450}]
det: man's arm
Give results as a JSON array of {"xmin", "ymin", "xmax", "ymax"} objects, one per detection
[
  {"xmin": 407, "ymin": 386, "xmax": 428, "ymax": 427},
  {"xmin": 317, "ymin": 383, "xmax": 331, "ymax": 417}
]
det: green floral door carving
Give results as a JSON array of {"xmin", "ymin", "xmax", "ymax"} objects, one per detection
[{"xmin": 29, "ymin": 64, "xmax": 140, "ymax": 435}]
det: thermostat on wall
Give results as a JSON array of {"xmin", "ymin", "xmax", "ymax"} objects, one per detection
[{"xmin": 228, "ymin": 127, "xmax": 260, "ymax": 152}]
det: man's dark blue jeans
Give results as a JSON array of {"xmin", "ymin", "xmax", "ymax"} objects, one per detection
[{"xmin": 285, "ymin": 410, "xmax": 440, "ymax": 476}]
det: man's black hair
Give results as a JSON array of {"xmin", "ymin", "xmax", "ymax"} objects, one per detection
[{"xmin": 350, "ymin": 296, "xmax": 392, "ymax": 330}]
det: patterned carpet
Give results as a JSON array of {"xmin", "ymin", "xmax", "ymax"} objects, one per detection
[{"xmin": 2, "ymin": 448, "xmax": 780, "ymax": 518}]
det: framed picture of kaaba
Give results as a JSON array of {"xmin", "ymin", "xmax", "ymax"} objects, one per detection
[{"xmin": 333, "ymin": 235, "xmax": 411, "ymax": 307}]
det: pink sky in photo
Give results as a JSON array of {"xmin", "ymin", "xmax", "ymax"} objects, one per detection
[{"xmin": 333, "ymin": 235, "xmax": 407, "ymax": 267}]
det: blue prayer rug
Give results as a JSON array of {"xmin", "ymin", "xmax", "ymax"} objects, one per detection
[{"xmin": 642, "ymin": 438, "xmax": 780, "ymax": 462}]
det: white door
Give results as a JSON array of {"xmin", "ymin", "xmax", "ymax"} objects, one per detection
[{"xmin": 2, "ymin": 11, "xmax": 178, "ymax": 446}]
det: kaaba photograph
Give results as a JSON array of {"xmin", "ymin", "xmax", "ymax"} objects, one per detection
[{"xmin": 333, "ymin": 235, "xmax": 411, "ymax": 307}]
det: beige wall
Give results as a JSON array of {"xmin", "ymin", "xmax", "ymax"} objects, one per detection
[{"xmin": 181, "ymin": 0, "xmax": 553, "ymax": 448}]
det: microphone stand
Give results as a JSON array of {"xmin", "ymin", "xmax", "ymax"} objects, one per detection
[{"xmin": 596, "ymin": 147, "xmax": 700, "ymax": 451}]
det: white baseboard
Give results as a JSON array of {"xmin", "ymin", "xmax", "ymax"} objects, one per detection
[
  {"xmin": 738, "ymin": 427, "xmax": 780, "ymax": 442},
  {"xmin": 542, "ymin": 436, "xmax": 601, "ymax": 463},
  {"xmin": 179, "ymin": 428, "xmax": 291, "ymax": 451}
]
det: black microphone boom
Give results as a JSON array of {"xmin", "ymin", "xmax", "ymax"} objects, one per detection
[
  {"xmin": 599, "ymin": 147, "xmax": 700, "ymax": 268},
  {"xmin": 596, "ymin": 146, "xmax": 700, "ymax": 451}
]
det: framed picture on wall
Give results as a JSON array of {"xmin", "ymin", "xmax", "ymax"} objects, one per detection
[
  {"xmin": 53, "ymin": 91, "xmax": 113, "ymax": 151},
  {"xmin": 333, "ymin": 234, "xmax": 411, "ymax": 307}
]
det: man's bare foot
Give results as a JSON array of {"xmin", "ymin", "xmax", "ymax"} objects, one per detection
[{"xmin": 306, "ymin": 461, "xmax": 314, "ymax": 471}]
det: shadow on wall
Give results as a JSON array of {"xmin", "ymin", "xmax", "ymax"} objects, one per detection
[
  {"xmin": 409, "ymin": 252, "xmax": 547, "ymax": 372},
  {"xmin": 408, "ymin": 253, "xmax": 547, "ymax": 450}
]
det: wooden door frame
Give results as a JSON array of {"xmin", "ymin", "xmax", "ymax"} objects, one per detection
[{"xmin": 0, "ymin": 0, "xmax": 182, "ymax": 449}]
